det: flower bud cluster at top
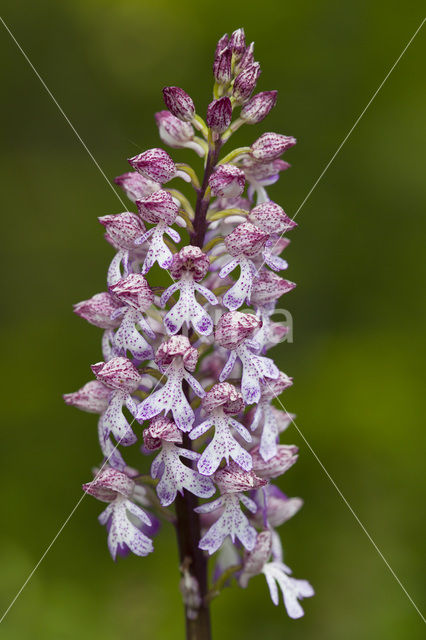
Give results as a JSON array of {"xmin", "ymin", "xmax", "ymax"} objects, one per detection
[{"xmin": 64, "ymin": 27, "xmax": 313, "ymax": 619}]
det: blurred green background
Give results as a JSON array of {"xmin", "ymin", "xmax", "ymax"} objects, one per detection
[{"xmin": 1, "ymin": 1, "xmax": 425, "ymax": 638}]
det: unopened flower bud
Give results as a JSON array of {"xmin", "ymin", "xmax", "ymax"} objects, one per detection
[
  {"xmin": 209, "ymin": 164, "xmax": 245, "ymax": 198},
  {"xmin": 202, "ymin": 382, "xmax": 244, "ymax": 415},
  {"xmin": 91, "ymin": 357, "xmax": 141, "ymax": 393},
  {"xmin": 229, "ymin": 28, "xmax": 246, "ymax": 60},
  {"xmin": 114, "ymin": 172, "xmax": 160, "ymax": 203},
  {"xmin": 224, "ymin": 222, "xmax": 268, "ymax": 258},
  {"xmin": 83, "ymin": 468, "xmax": 134, "ymax": 502},
  {"xmin": 251, "ymin": 272, "xmax": 296, "ymax": 305},
  {"xmin": 155, "ymin": 336, "xmax": 198, "ymax": 371},
  {"xmin": 240, "ymin": 91, "xmax": 277, "ymax": 124},
  {"xmin": 214, "ymin": 461, "xmax": 267, "ymax": 493},
  {"xmin": 73, "ymin": 292, "xmax": 122, "ymax": 329},
  {"xmin": 237, "ymin": 41, "xmax": 254, "ymax": 72},
  {"xmin": 162, "ymin": 86, "xmax": 195, "ymax": 122},
  {"xmin": 251, "ymin": 132, "xmax": 297, "ymax": 161},
  {"xmin": 170, "ymin": 246, "xmax": 210, "ymax": 282},
  {"xmin": 213, "ymin": 46, "xmax": 232, "ymax": 85},
  {"xmin": 63, "ymin": 380, "xmax": 110, "ymax": 414},
  {"xmin": 207, "ymin": 97, "xmax": 232, "ymax": 134},
  {"xmin": 215, "ymin": 33, "xmax": 229, "ymax": 59},
  {"xmin": 249, "ymin": 202, "xmax": 297, "ymax": 234},
  {"xmin": 128, "ymin": 148, "xmax": 176, "ymax": 184},
  {"xmin": 99, "ymin": 212, "xmax": 145, "ymax": 250},
  {"xmin": 233, "ymin": 63, "xmax": 261, "ymax": 104},
  {"xmin": 155, "ymin": 111, "xmax": 194, "ymax": 148},
  {"xmin": 109, "ymin": 273, "xmax": 154, "ymax": 311},
  {"xmin": 136, "ymin": 189, "xmax": 179, "ymax": 225},
  {"xmin": 215, "ymin": 311, "xmax": 261, "ymax": 350}
]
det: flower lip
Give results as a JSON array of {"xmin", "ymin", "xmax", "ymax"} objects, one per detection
[
  {"xmin": 73, "ymin": 292, "xmax": 122, "ymax": 330},
  {"xmin": 202, "ymin": 382, "xmax": 244, "ymax": 415},
  {"xmin": 215, "ymin": 311, "xmax": 261, "ymax": 350},
  {"xmin": 91, "ymin": 357, "xmax": 141, "ymax": 393},
  {"xmin": 109, "ymin": 273, "xmax": 154, "ymax": 311},
  {"xmin": 155, "ymin": 336, "xmax": 198, "ymax": 372},
  {"xmin": 83, "ymin": 467, "xmax": 135, "ymax": 503},
  {"xmin": 128, "ymin": 148, "xmax": 176, "ymax": 184},
  {"xmin": 214, "ymin": 461, "xmax": 267, "ymax": 493},
  {"xmin": 162, "ymin": 86, "xmax": 195, "ymax": 122},
  {"xmin": 169, "ymin": 246, "xmax": 210, "ymax": 282}
]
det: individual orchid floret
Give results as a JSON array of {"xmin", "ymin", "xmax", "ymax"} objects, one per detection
[
  {"xmin": 155, "ymin": 111, "xmax": 204, "ymax": 157},
  {"xmin": 220, "ymin": 222, "xmax": 268, "ymax": 310},
  {"xmin": 240, "ymin": 91, "xmax": 277, "ymax": 124},
  {"xmin": 239, "ymin": 530, "xmax": 314, "ymax": 618},
  {"xmin": 114, "ymin": 171, "xmax": 160, "ymax": 203},
  {"xmin": 99, "ymin": 212, "xmax": 146, "ymax": 286},
  {"xmin": 73, "ymin": 292, "xmax": 122, "ymax": 330},
  {"xmin": 136, "ymin": 336, "xmax": 204, "ymax": 431},
  {"xmin": 251, "ymin": 132, "xmax": 297, "ymax": 161},
  {"xmin": 208, "ymin": 164, "xmax": 245, "ymax": 198},
  {"xmin": 91, "ymin": 357, "xmax": 140, "ymax": 446},
  {"xmin": 195, "ymin": 463, "xmax": 266, "ymax": 555},
  {"xmin": 161, "ymin": 246, "xmax": 218, "ymax": 336},
  {"xmin": 251, "ymin": 271, "xmax": 296, "ymax": 307},
  {"xmin": 236, "ymin": 41, "xmax": 254, "ymax": 73},
  {"xmin": 251, "ymin": 444, "xmax": 298, "ymax": 479},
  {"xmin": 83, "ymin": 468, "xmax": 154, "ymax": 560},
  {"xmin": 63, "ymin": 380, "xmax": 110, "ymax": 414},
  {"xmin": 249, "ymin": 373, "xmax": 294, "ymax": 461},
  {"xmin": 162, "ymin": 86, "xmax": 195, "ymax": 122},
  {"xmin": 190, "ymin": 383, "xmax": 252, "ymax": 475},
  {"xmin": 213, "ymin": 36, "xmax": 232, "ymax": 85},
  {"xmin": 109, "ymin": 274, "xmax": 155, "ymax": 362},
  {"xmin": 135, "ymin": 190, "xmax": 180, "ymax": 273},
  {"xmin": 216, "ymin": 311, "xmax": 279, "ymax": 403},
  {"xmin": 128, "ymin": 148, "xmax": 186, "ymax": 185},
  {"xmin": 144, "ymin": 417, "xmax": 215, "ymax": 506},
  {"xmin": 232, "ymin": 62, "xmax": 261, "ymax": 104},
  {"xmin": 207, "ymin": 97, "xmax": 232, "ymax": 134}
]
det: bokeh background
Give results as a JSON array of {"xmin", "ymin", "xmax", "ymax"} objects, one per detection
[{"xmin": 1, "ymin": 1, "xmax": 425, "ymax": 638}]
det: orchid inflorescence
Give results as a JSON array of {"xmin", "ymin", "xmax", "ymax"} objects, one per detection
[{"xmin": 64, "ymin": 27, "xmax": 313, "ymax": 629}]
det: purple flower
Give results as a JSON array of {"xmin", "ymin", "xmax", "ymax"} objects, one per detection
[
  {"xmin": 155, "ymin": 111, "xmax": 204, "ymax": 156},
  {"xmin": 251, "ymin": 271, "xmax": 296, "ymax": 306},
  {"xmin": 162, "ymin": 86, "xmax": 195, "ymax": 122},
  {"xmin": 249, "ymin": 201, "xmax": 297, "ymax": 234},
  {"xmin": 229, "ymin": 28, "xmax": 246, "ymax": 60},
  {"xmin": 63, "ymin": 380, "xmax": 110, "ymax": 414},
  {"xmin": 251, "ymin": 444, "xmax": 299, "ymax": 479},
  {"xmin": 207, "ymin": 97, "xmax": 232, "ymax": 134},
  {"xmin": 99, "ymin": 212, "xmax": 145, "ymax": 250},
  {"xmin": 74, "ymin": 292, "xmax": 122, "ymax": 330},
  {"xmin": 83, "ymin": 468, "xmax": 154, "ymax": 560}
]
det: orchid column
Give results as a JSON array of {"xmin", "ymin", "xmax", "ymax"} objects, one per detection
[{"xmin": 64, "ymin": 27, "xmax": 313, "ymax": 640}]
